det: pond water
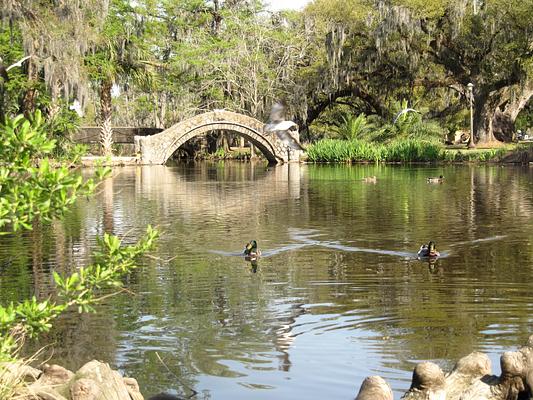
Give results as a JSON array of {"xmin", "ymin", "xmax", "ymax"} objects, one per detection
[{"xmin": 1, "ymin": 163, "xmax": 532, "ymax": 399}]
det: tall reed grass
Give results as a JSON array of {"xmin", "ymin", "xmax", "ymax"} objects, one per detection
[{"xmin": 306, "ymin": 138, "xmax": 443, "ymax": 163}]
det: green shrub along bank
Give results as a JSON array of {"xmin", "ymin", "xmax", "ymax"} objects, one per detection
[
  {"xmin": 306, "ymin": 139, "xmax": 532, "ymax": 163},
  {"xmin": 307, "ymin": 139, "xmax": 444, "ymax": 163},
  {"xmin": 441, "ymin": 148, "xmax": 508, "ymax": 162}
]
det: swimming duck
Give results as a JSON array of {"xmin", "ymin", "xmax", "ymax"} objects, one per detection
[
  {"xmin": 417, "ymin": 241, "xmax": 440, "ymax": 258},
  {"xmin": 362, "ymin": 176, "xmax": 377, "ymax": 183},
  {"xmin": 427, "ymin": 175, "xmax": 444, "ymax": 183},
  {"xmin": 243, "ymin": 240, "xmax": 261, "ymax": 258}
]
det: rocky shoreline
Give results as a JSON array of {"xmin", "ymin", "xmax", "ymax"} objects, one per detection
[
  {"xmin": 2, "ymin": 360, "xmax": 146, "ymax": 400},
  {"xmin": 3, "ymin": 335, "xmax": 532, "ymax": 399},
  {"xmin": 356, "ymin": 334, "xmax": 533, "ymax": 400}
]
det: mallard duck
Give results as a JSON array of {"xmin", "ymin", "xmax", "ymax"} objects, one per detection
[
  {"xmin": 243, "ymin": 240, "xmax": 261, "ymax": 258},
  {"xmin": 417, "ymin": 241, "xmax": 440, "ymax": 258},
  {"xmin": 363, "ymin": 176, "xmax": 377, "ymax": 183},
  {"xmin": 427, "ymin": 175, "xmax": 444, "ymax": 183}
]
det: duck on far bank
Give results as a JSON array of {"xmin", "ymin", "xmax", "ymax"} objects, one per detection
[
  {"xmin": 427, "ymin": 175, "xmax": 444, "ymax": 183},
  {"xmin": 244, "ymin": 240, "xmax": 261, "ymax": 258},
  {"xmin": 417, "ymin": 241, "xmax": 440, "ymax": 259},
  {"xmin": 363, "ymin": 176, "xmax": 377, "ymax": 183}
]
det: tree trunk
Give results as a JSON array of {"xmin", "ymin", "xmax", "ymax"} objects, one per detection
[
  {"xmin": 100, "ymin": 80, "xmax": 113, "ymax": 157},
  {"xmin": 0, "ymin": 80, "xmax": 5, "ymax": 122},
  {"xmin": 492, "ymin": 81, "xmax": 533, "ymax": 141},
  {"xmin": 223, "ymin": 132, "xmax": 229, "ymax": 152},
  {"xmin": 215, "ymin": 131, "xmax": 229, "ymax": 152},
  {"xmin": 153, "ymin": 92, "xmax": 167, "ymax": 129},
  {"xmin": 212, "ymin": 0, "xmax": 222, "ymax": 35},
  {"xmin": 474, "ymin": 90, "xmax": 501, "ymax": 145},
  {"xmin": 48, "ymin": 80, "xmax": 61, "ymax": 120},
  {"xmin": 103, "ymin": 176, "xmax": 114, "ymax": 234},
  {"xmin": 159, "ymin": 92, "xmax": 167, "ymax": 129},
  {"xmin": 22, "ymin": 59, "xmax": 38, "ymax": 117}
]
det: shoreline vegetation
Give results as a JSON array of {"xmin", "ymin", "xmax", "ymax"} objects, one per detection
[
  {"xmin": 306, "ymin": 140, "xmax": 533, "ymax": 164},
  {"xmin": 79, "ymin": 141, "xmax": 533, "ymax": 166}
]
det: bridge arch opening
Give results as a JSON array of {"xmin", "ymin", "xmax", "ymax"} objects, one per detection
[{"xmin": 163, "ymin": 122, "xmax": 279, "ymax": 164}]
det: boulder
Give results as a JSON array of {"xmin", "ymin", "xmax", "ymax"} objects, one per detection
[
  {"xmin": 401, "ymin": 362, "xmax": 446, "ymax": 400},
  {"xmin": 71, "ymin": 378, "xmax": 102, "ymax": 400},
  {"xmin": 71, "ymin": 361, "xmax": 134, "ymax": 400},
  {"xmin": 124, "ymin": 377, "xmax": 144, "ymax": 400},
  {"xmin": 445, "ymin": 352, "xmax": 493, "ymax": 399},
  {"xmin": 355, "ymin": 376, "xmax": 393, "ymax": 400}
]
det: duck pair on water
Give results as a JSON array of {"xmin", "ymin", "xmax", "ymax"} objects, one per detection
[{"xmin": 244, "ymin": 240, "xmax": 440, "ymax": 259}]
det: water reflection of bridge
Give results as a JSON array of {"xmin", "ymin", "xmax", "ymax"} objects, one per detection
[{"xmin": 130, "ymin": 163, "xmax": 306, "ymax": 218}]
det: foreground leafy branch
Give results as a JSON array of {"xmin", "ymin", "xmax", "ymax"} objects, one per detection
[
  {"xmin": 0, "ymin": 110, "xmax": 109, "ymax": 234},
  {"xmin": 0, "ymin": 112, "xmax": 158, "ymax": 361},
  {"xmin": 0, "ymin": 226, "xmax": 158, "ymax": 361}
]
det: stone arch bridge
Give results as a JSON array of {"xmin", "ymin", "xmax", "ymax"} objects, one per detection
[{"xmin": 134, "ymin": 110, "xmax": 304, "ymax": 164}]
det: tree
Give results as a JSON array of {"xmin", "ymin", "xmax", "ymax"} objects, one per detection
[
  {"xmin": 383, "ymin": 0, "xmax": 533, "ymax": 144},
  {"xmin": 0, "ymin": 0, "xmax": 108, "ymax": 117},
  {"xmin": 86, "ymin": 0, "xmax": 156, "ymax": 155},
  {"xmin": 210, "ymin": 8, "xmax": 305, "ymax": 120},
  {"xmin": 0, "ymin": 111, "xmax": 96, "ymax": 233},
  {"xmin": 297, "ymin": 0, "xmax": 400, "ymax": 138},
  {"xmin": 0, "ymin": 25, "xmax": 27, "ymax": 120},
  {"xmin": 297, "ymin": 0, "xmax": 533, "ymax": 145}
]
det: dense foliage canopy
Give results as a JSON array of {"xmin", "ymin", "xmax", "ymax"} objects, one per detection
[{"xmin": 1, "ymin": 0, "xmax": 532, "ymax": 146}]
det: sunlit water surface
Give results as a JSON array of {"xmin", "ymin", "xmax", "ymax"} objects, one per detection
[{"xmin": 1, "ymin": 163, "xmax": 532, "ymax": 399}]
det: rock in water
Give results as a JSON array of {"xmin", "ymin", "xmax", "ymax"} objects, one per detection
[
  {"xmin": 72, "ymin": 360, "xmax": 132, "ymax": 400},
  {"xmin": 355, "ymin": 376, "xmax": 393, "ymax": 400}
]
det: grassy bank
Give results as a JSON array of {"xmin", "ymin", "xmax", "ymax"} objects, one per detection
[{"xmin": 306, "ymin": 139, "xmax": 531, "ymax": 163}]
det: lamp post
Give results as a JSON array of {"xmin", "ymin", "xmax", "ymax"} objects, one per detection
[{"xmin": 467, "ymin": 83, "xmax": 476, "ymax": 148}]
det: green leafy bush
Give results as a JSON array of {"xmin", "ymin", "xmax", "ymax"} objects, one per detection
[
  {"xmin": 0, "ymin": 112, "xmax": 158, "ymax": 361},
  {"xmin": 0, "ymin": 111, "xmax": 107, "ymax": 234},
  {"xmin": 0, "ymin": 227, "xmax": 158, "ymax": 361},
  {"xmin": 442, "ymin": 148, "xmax": 509, "ymax": 162}
]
